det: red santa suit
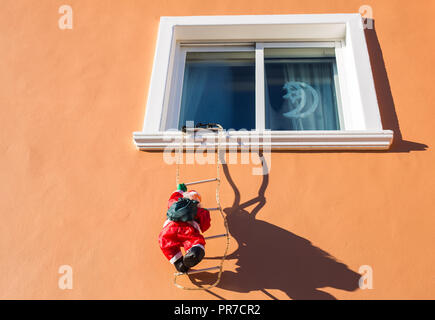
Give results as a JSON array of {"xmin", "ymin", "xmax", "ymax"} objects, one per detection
[{"xmin": 158, "ymin": 190, "xmax": 211, "ymax": 264}]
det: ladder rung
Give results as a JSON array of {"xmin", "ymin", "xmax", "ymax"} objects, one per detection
[
  {"xmin": 185, "ymin": 178, "xmax": 218, "ymax": 186},
  {"xmin": 175, "ymin": 266, "xmax": 220, "ymax": 276},
  {"xmin": 205, "ymin": 207, "xmax": 220, "ymax": 211},
  {"xmin": 205, "ymin": 234, "xmax": 227, "ymax": 240}
]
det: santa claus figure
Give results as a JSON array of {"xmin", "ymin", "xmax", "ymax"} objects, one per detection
[{"xmin": 158, "ymin": 183, "xmax": 211, "ymax": 273}]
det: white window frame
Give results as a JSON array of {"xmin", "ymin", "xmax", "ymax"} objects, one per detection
[
  {"xmin": 258, "ymin": 42, "xmax": 345, "ymax": 131},
  {"xmin": 133, "ymin": 14, "xmax": 393, "ymax": 150}
]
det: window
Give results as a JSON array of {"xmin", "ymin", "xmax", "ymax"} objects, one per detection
[
  {"xmin": 264, "ymin": 47, "xmax": 341, "ymax": 131},
  {"xmin": 133, "ymin": 14, "xmax": 393, "ymax": 150},
  {"xmin": 178, "ymin": 50, "xmax": 256, "ymax": 131}
]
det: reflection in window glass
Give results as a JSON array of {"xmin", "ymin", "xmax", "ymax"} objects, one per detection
[
  {"xmin": 265, "ymin": 50, "xmax": 340, "ymax": 131},
  {"xmin": 179, "ymin": 51, "xmax": 255, "ymax": 130}
]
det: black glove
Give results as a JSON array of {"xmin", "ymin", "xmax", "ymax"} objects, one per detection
[{"xmin": 174, "ymin": 257, "xmax": 189, "ymax": 273}]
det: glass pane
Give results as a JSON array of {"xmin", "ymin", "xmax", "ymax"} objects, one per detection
[
  {"xmin": 179, "ymin": 51, "xmax": 255, "ymax": 130},
  {"xmin": 264, "ymin": 49, "xmax": 340, "ymax": 131}
]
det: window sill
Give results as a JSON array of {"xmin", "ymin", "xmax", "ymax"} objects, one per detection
[{"xmin": 133, "ymin": 130, "xmax": 393, "ymax": 151}]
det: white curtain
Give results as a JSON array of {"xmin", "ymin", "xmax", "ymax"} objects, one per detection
[{"xmin": 265, "ymin": 61, "xmax": 339, "ymax": 130}]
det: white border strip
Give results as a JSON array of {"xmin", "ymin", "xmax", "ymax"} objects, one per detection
[{"xmin": 133, "ymin": 130, "xmax": 393, "ymax": 150}]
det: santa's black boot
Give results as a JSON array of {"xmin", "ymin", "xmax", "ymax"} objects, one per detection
[
  {"xmin": 183, "ymin": 246, "xmax": 205, "ymax": 268},
  {"xmin": 174, "ymin": 257, "xmax": 189, "ymax": 273}
]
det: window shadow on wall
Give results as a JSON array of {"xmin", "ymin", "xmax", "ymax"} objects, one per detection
[
  {"xmin": 189, "ymin": 154, "xmax": 361, "ymax": 300},
  {"xmin": 365, "ymin": 19, "xmax": 427, "ymax": 152}
]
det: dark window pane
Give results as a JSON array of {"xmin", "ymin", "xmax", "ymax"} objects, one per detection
[{"xmin": 179, "ymin": 51, "xmax": 255, "ymax": 130}]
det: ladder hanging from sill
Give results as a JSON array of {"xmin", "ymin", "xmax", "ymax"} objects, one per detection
[{"xmin": 173, "ymin": 123, "xmax": 230, "ymax": 290}]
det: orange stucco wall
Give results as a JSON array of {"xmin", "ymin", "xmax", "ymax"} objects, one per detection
[{"xmin": 1, "ymin": 0, "xmax": 434, "ymax": 299}]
